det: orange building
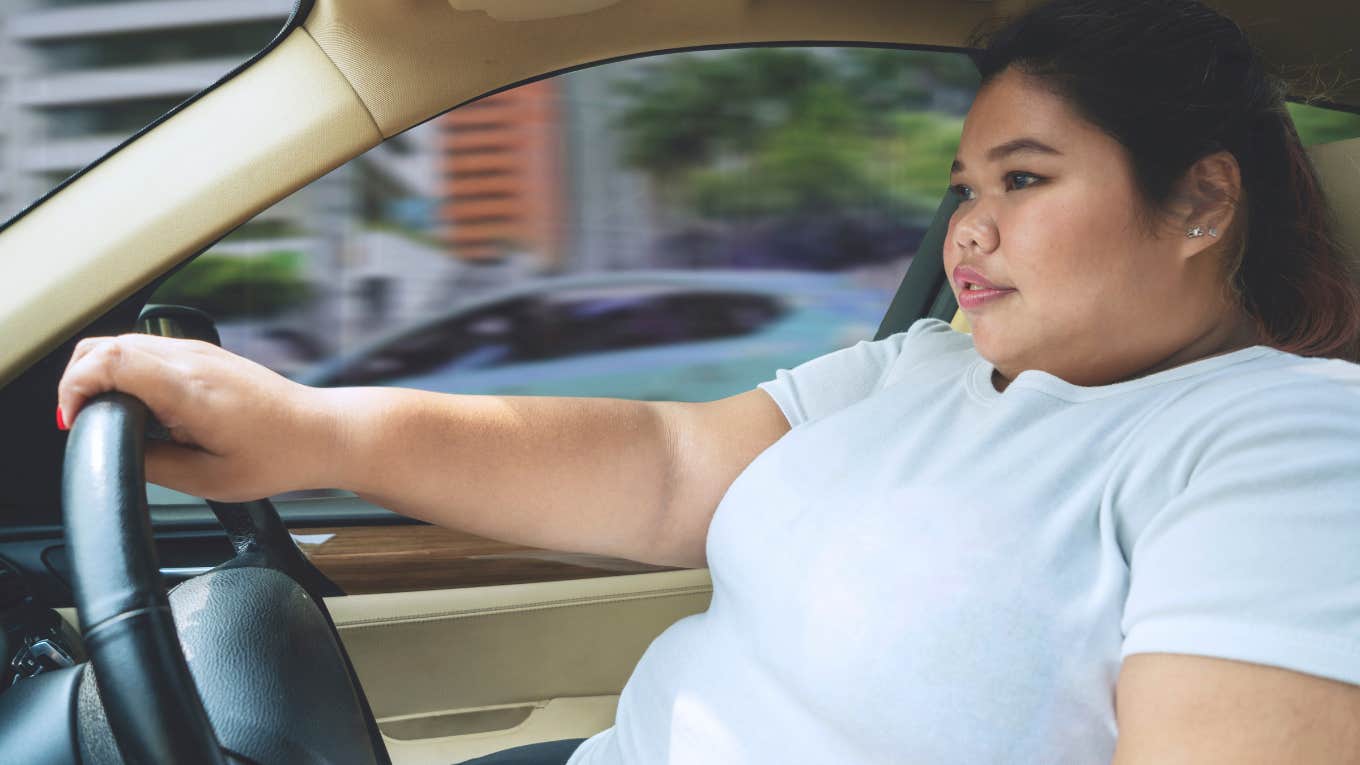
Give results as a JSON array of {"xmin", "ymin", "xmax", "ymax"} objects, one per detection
[{"xmin": 438, "ymin": 79, "xmax": 567, "ymax": 269}]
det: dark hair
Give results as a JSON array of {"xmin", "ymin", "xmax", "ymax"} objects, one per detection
[{"xmin": 967, "ymin": 0, "xmax": 1360, "ymax": 361}]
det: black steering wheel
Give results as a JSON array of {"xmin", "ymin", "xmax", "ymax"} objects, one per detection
[{"xmin": 61, "ymin": 390, "xmax": 390, "ymax": 764}]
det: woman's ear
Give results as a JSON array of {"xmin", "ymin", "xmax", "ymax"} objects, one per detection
[{"xmin": 1168, "ymin": 150, "xmax": 1243, "ymax": 259}]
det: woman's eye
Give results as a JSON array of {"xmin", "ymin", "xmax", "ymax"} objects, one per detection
[{"xmin": 950, "ymin": 174, "xmax": 1040, "ymax": 201}]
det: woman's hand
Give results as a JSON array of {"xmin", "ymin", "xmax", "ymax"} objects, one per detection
[{"xmin": 56, "ymin": 333, "xmax": 341, "ymax": 502}]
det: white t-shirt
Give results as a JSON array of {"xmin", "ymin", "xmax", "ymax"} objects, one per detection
[{"xmin": 566, "ymin": 317, "xmax": 1360, "ymax": 764}]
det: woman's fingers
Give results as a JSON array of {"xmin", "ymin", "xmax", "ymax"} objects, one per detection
[
  {"xmin": 68, "ymin": 333, "xmax": 214, "ymax": 374},
  {"xmin": 55, "ymin": 331, "xmax": 335, "ymax": 500},
  {"xmin": 57, "ymin": 334, "xmax": 197, "ymax": 431},
  {"xmin": 66, "ymin": 336, "xmax": 108, "ymax": 368}
]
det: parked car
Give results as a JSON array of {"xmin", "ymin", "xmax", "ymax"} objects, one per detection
[{"xmin": 293, "ymin": 269, "xmax": 887, "ymax": 402}]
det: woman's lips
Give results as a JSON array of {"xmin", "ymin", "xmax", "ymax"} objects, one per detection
[{"xmin": 957, "ymin": 285, "xmax": 1017, "ymax": 309}]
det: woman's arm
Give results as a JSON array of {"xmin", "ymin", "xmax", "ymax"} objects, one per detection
[
  {"xmin": 320, "ymin": 385, "xmax": 790, "ymax": 569},
  {"xmin": 1110, "ymin": 652, "xmax": 1360, "ymax": 763},
  {"xmin": 55, "ymin": 333, "xmax": 788, "ymax": 569}
]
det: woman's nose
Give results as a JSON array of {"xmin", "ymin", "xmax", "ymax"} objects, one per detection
[{"xmin": 950, "ymin": 203, "xmax": 999, "ymax": 254}]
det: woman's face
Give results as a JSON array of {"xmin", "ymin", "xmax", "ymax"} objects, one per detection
[{"xmin": 945, "ymin": 67, "xmax": 1244, "ymax": 389}]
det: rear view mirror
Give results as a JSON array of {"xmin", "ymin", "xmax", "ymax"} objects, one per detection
[{"xmin": 136, "ymin": 304, "xmax": 221, "ymax": 347}]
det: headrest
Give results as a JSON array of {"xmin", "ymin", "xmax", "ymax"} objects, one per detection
[
  {"xmin": 950, "ymin": 135, "xmax": 1360, "ymax": 335},
  {"xmin": 1309, "ymin": 136, "xmax": 1360, "ymax": 268}
]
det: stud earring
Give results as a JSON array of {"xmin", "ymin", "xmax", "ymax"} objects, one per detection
[
  {"xmin": 1207, "ymin": 226, "xmax": 1218, "ymax": 238},
  {"xmin": 1186, "ymin": 225, "xmax": 1205, "ymax": 238}
]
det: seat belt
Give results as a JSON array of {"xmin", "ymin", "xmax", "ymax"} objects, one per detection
[{"xmin": 874, "ymin": 192, "xmax": 961, "ymax": 341}]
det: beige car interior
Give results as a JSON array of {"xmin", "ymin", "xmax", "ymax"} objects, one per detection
[{"xmin": 11, "ymin": 0, "xmax": 1359, "ymax": 761}]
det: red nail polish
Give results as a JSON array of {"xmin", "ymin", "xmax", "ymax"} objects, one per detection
[{"xmin": 56, "ymin": 406, "xmax": 66, "ymax": 431}]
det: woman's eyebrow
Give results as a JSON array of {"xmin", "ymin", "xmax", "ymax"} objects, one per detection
[{"xmin": 951, "ymin": 137, "xmax": 1063, "ymax": 174}]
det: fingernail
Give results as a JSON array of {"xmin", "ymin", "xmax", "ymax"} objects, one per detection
[{"xmin": 56, "ymin": 405, "xmax": 67, "ymax": 431}]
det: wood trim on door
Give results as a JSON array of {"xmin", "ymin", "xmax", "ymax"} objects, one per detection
[{"xmin": 292, "ymin": 523, "xmax": 681, "ymax": 594}]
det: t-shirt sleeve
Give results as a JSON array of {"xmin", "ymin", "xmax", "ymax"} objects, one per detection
[
  {"xmin": 755, "ymin": 317, "xmax": 955, "ymax": 429},
  {"xmin": 1120, "ymin": 376, "xmax": 1360, "ymax": 687}
]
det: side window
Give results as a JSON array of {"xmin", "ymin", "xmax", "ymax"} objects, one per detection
[
  {"xmin": 144, "ymin": 45, "xmax": 980, "ymax": 505},
  {"xmin": 1287, "ymin": 102, "xmax": 1360, "ymax": 146}
]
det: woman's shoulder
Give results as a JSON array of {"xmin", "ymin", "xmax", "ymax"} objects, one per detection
[
  {"xmin": 902, "ymin": 316, "xmax": 969, "ymax": 342},
  {"xmin": 1136, "ymin": 349, "xmax": 1360, "ymax": 454},
  {"xmin": 1183, "ymin": 348, "xmax": 1360, "ymax": 409},
  {"xmin": 1109, "ymin": 350, "xmax": 1360, "ymax": 530},
  {"xmin": 876, "ymin": 317, "xmax": 978, "ymax": 381},
  {"xmin": 880, "ymin": 316, "xmax": 975, "ymax": 356}
]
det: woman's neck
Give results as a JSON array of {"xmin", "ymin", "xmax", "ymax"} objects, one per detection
[{"xmin": 990, "ymin": 312, "xmax": 1263, "ymax": 394}]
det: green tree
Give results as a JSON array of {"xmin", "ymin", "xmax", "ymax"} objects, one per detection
[
  {"xmin": 688, "ymin": 84, "xmax": 883, "ymax": 219},
  {"xmin": 1287, "ymin": 102, "xmax": 1360, "ymax": 146},
  {"xmin": 611, "ymin": 48, "xmax": 837, "ymax": 184},
  {"xmin": 610, "ymin": 47, "xmax": 975, "ymax": 223},
  {"xmin": 875, "ymin": 111, "xmax": 968, "ymax": 213},
  {"xmin": 153, "ymin": 250, "xmax": 312, "ymax": 320},
  {"xmin": 839, "ymin": 48, "xmax": 979, "ymax": 131}
]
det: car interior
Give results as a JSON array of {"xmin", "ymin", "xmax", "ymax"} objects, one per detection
[{"xmin": 0, "ymin": 0, "xmax": 1356, "ymax": 763}]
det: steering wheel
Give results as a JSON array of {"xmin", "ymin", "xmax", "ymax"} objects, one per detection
[{"xmin": 61, "ymin": 390, "xmax": 391, "ymax": 764}]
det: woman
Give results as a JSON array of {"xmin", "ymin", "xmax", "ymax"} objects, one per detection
[{"xmin": 55, "ymin": 0, "xmax": 1360, "ymax": 762}]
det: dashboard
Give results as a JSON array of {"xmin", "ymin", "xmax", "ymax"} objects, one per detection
[{"xmin": 0, "ymin": 557, "xmax": 89, "ymax": 763}]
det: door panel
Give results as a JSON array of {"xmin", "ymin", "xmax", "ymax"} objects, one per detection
[
  {"xmin": 332, "ymin": 568, "xmax": 711, "ymax": 716},
  {"xmin": 380, "ymin": 696, "xmax": 618, "ymax": 765},
  {"xmin": 56, "ymin": 568, "xmax": 712, "ymax": 765},
  {"xmin": 332, "ymin": 568, "xmax": 711, "ymax": 764}
]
